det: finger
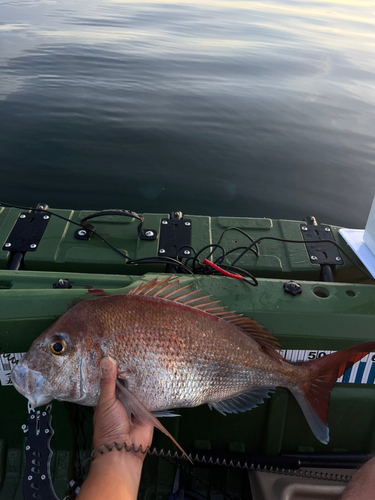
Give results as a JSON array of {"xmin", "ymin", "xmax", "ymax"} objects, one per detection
[{"xmin": 98, "ymin": 356, "xmax": 117, "ymax": 407}]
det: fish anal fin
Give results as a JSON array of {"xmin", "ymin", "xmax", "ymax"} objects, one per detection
[
  {"xmin": 292, "ymin": 341, "xmax": 375, "ymax": 444},
  {"xmin": 152, "ymin": 410, "xmax": 181, "ymax": 418},
  {"xmin": 210, "ymin": 387, "xmax": 275, "ymax": 416},
  {"xmin": 115, "ymin": 381, "xmax": 192, "ymax": 463}
]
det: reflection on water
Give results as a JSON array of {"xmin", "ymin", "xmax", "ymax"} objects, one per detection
[{"xmin": 0, "ymin": 0, "xmax": 374, "ymax": 227}]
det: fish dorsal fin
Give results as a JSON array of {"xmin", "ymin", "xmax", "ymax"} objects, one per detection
[
  {"xmin": 209, "ymin": 387, "xmax": 275, "ymax": 415},
  {"xmin": 128, "ymin": 276, "xmax": 282, "ymax": 360},
  {"xmin": 222, "ymin": 315, "xmax": 282, "ymax": 361}
]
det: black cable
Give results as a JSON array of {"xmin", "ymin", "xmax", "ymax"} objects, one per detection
[
  {"xmin": 127, "ymin": 257, "xmax": 194, "ymax": 274},
  {"xmin": 214, "ymin": 246, "xmax": 250, "ymax": 265},
  {"xmin": 175, "ymin": 245, "xmax": 198, "ymax": 266},
  {"xmin": 0, "ymin": 201, "xmax": 210, "ymax": 276},
  {"xmin": 203, "ymin": 228, "xmax": 259, "ymax": 268},
  {"xmin": 231, "ymin": 236, "xmax": 375, "ymax": 282},
  {"xmin": 176, "ymin": 246, "xmax": 212, "ymax": 275},
  {"xmin": 215, "ymin": 227, "xmax": 259, "ymax": 257},
  {"xmin": 0, "ymin": 201, "xmax": 130, "ymax": 260},
  {"xmin": 172, "ymin": 243, "xmax": 256, "ymax": 286},
  {"xmin": 2, "ymin": 201, "xmax": 372, "ymax": 283},
  {"xmin": 0, "ymin": 201, "xmax": 84, "ymax": 227},
  {"xmin": 193, "ymin": 244, "xmax": 226, "ymax": 272},
  {"xmin": 215, "ymin": 263, "xmax": 258, "ymax": 287},
  {"xmin": 0, "ymin": 201, "xmax": 194, "ymax": 273}
]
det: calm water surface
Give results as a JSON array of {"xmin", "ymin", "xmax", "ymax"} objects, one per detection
[{"xmin": 0, "ymin": 0, "xmax": 375, "ymax": 227}]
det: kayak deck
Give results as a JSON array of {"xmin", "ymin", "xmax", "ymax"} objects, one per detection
[
  {"xmin": 0, "ymin": 206, "xmax": 369, "ymax": 282},
  {"xmin": 0, "ymin": 205, "xmax": 374, "ymax": 499}
]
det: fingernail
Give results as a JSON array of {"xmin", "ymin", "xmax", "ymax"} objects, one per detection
[{"xmin": 100, "ymin": 356, "xmax": 116, "ymax": 377}]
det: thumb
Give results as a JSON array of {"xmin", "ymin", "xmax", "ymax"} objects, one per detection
[{"xmin": 98, "ymin": 356, "xmax": 117, "ymax": 405}]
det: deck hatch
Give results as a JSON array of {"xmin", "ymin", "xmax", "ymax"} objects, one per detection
[
  {"xmin": 158, "ymin": 216, "xmax": 192, "ymax": 259},
  {"xmin": 301, "ymin": 217, "xmax": 342, "ymax": 266},
  {"xmin": 2, "ymin": 212, "xmax": 50, "ymax": 253}
]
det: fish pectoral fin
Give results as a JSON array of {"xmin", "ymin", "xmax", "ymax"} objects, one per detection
[
  {"xmin": 115, "ymin": 381, "xmax": 192, "ymax": 464},
  {"xmin": 209, "ymin": 387, "xmax": 275, "ymax": 416},
  {"xmin": 152, "ymin": 410, "xmax": 181, "ymax": 418}
]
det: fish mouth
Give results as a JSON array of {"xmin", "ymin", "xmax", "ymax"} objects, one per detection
[{"xmin": 11, "ymin": 363, "xmax": 53, "ymax": 408}]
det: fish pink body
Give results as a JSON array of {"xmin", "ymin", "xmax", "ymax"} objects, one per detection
[{"xmin": 11, "ymin": 276, "xmax": 375, "ymax": 449}]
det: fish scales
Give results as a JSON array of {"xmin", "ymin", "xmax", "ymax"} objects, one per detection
[
  {"xmin": 81, "ymin": 294, "xmax": 283, "ymax": 411},
  {"xmin": 11, "ymin": 276, "xmax": 375, "ymax": 450}
]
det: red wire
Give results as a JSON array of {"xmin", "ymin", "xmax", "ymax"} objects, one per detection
[{"xmin": 203, "ymin": 259, "xmax": 244, "ymax": 280}]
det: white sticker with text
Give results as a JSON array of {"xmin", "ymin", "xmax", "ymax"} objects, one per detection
[{"xmin": 0, "ymin": 352, "xmax": 26, "ymax": 386}]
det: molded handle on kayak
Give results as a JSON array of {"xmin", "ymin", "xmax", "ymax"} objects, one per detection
[
  {"xmin": 80, "ymin": 210, "xmax": 157, "ymax": 241},
  {"xmin": 81, "ymin": 209, "xmax": 144, "ymax": 227}
]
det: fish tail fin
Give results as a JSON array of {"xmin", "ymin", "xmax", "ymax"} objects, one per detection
[{"xmin": 291, "ymin": 341, "xmax": 375, "ymax": 444}]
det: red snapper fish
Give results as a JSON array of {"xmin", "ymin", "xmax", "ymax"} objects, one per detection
[{"xmin": 11, "ymin": 276, "xmax": 375, "ymax": 456}]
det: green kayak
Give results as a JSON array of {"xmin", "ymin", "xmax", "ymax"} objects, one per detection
[{"xmin": 0, "ymin": 203, "xmax": 374, "ymax": 500}]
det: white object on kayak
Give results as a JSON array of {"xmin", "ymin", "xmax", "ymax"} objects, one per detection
[
  {"xmin": 364, "ymin": 196, "xmax": 375, "ymax": 257},
  {"xmin": 339, "ymin": 196, "xmax": 375, "ymax": 279}
]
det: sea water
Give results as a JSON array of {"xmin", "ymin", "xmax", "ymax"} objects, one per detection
[{"xmin": 0, "ymin": 0, "xmax": 374, "ymax": 228}]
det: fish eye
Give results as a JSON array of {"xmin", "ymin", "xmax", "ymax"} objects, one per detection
[{"xmin": 49, "ymin": 339, "xmax": 67, "ymax": 355}]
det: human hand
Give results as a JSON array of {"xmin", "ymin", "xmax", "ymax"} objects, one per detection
[
  {"xmin": 93, "ymin": 357, "xmax": 154, "ymax": 462},
  {"xmin": 78, "ymin": 358, "xmax": 154, "ymax": 500}
]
